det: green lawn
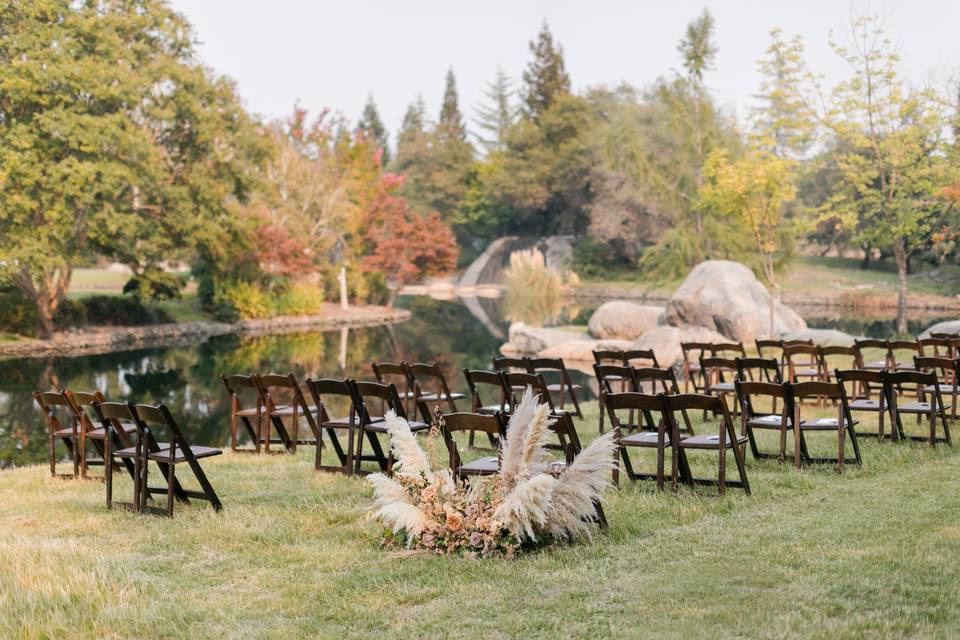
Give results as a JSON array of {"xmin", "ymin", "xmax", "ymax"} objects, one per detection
[{"xmin": 2, "ymin": 404, "xmax": 959, "ymax": 639}]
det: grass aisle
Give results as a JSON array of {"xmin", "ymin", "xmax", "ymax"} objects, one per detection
[{"xmin": 1, "ymin": 408, "xmax": 959, "ymax": 639}]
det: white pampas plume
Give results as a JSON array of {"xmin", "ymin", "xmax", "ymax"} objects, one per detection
[
  {"xmin": 434, "ymin": 468, "xmax": 457, "ymax": 494},
  {"xmin": 493, "ymin": 473, "xmax": 556, "ymax": 542},
  {"xmin": 544, "ymin": 432, "xmax": 617, "ymax": 541},
  {"xmin": 375, "ymin": 502, "xmax": 431, "ymax": 536},
  {"xmin": 367, "ymin": 472, "xmax": 411, "ymax": 508},
  {"xmin": 499, "ymin": 388, "xmax": 555, "ymax": 489},
  {"xmin": 516, "ymin": 402, "xmax": 555, "ymax": 481},
  {"xmin": 384, "ymin": 410, "xmax": 432, "ymax": 482}
]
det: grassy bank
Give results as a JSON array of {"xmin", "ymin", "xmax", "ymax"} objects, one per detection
[{"xmin": 2, "ymin": 405, "xmax": 959, "ymax": 638}]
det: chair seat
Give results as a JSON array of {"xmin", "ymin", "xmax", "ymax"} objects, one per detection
[
  {"xmin": 620, "ymin": 431, "xmax": 671, "ymax": 446},
  {"xmin": 53, "ymin": 426, "xmax": 79, "ymax": 438},
  {"xmin": 849, "ymin": 398, "xmax": 881, "ymax": 411},
  {"xmin": 896, "ymin": 401, "xmax": 941, "ymax": 414},
  {"xmin": 678, "ymin": 434, "xmax": 748, "ymax": 449},
  {"xmin": 86, "ymin": 423, "xmax": 138, "ymax": 439},
  {"xmin": 747, "ymin": 414, "xmax": 793, "ymax": 429},
  {"xmin": 458, "ymin": 456, "xmax": 499, "ymax": 475},
  {"xmin": 420, "ymin": 391, "xmax": 467, "ymax": 402},
  {"xmin": 321, "ymin": 416, "xmax": 364, "ymax": 428},
  {"xmin": 924, "ymin": 384, "xmax": 959, "ymax": 395},
  {"xmin": 270, "ymin": 405, "xmax": 318, "ymax": 417},
  {"xmin": 792, "ymin": 368, "xmax": 820, "ymax": 378},
  {"xmin": 147, "ymin": 445, "xmax": 222, "ymax": 462},
  {"xmin": 545, "ymin": 383, "xmax": 582, "ymax": 392},
  {"xmin": 892, "ymin": 364, "xmax": 916, "ymax": 371},
  {"xmin": 363, "ymin": 420, "xmax": 430, "ymax": 433},
  {"xmin": 800, "ymin": 417, "xmax": 858, "ymax": 431},
  {"xmin": 707, "ymin": 382, "xmax": 735, "ymax": 393},
  {"xmin": 113, "ymin": 443, "xmax": 172, "ymax": 458},
  {"xmin": 863, "ymin": 360, "xmax": 888, "ymax": 370},
  {"xmin": 476, "ymin": 404, "xmax": 509, "ymax": 415}
]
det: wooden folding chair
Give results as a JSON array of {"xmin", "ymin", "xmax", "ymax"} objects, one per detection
[
  {"xmin": 603, "ymin": 391, "xmax": 676, "ymax": 489},
  {"xmin": 352, "ymin": 380, "xmax": 431, "ymax": 475},
  {"xmin": 884, "ymin": 369, "xmax": 952, "ymax": 447},
  {"xmin": 503, "ymin": 371, "xmax": 583, "ymax": 467},
  {"xmin": 919, "ymin": 337, "xmax": 955, "ymax": 359},
  {"xmin": 129, "ymin": 403, "xmax": 222, "ymax": 517},
  {"xmin": 888, "ymin": 340, "xmax": 921, "ymax": 372},
  {"xmin": 736, "ymin": 356, "xmax": 783, "ymax": 384},
  {"xmin": 788, "ymin": 381, "xmax": 862, "ymax": 472},
  {"xmin": 680, "ymin": 342, "xmax": 710, "ymax": 393},
  {"xmin": 854, "ymin": 339, "xmax": 890, "ymax": 372},
  {"xmin": 660, "ymin": 393, "xmax": 750, "ymax": 495},
  {"xmin": 254, "ymin": 373, "xmax": 320, "ymax": 453},
  {"xmin": 440, "ymin": 412, "xmax": 507, "ymax": 481},
  {"xmin": 784, "ymin": 343, "xmax": 823, "ymax": 383},
  {"xmin": 65, "ymin": 389, "xmax": 137, "ymax": 479},
  {"xmin": 593, "ymin": 350, "xmax": 633, "ymax": 394},
  {"xmin": 734, "ymin": 379, "xmax": 793, "ymax": 462},
  {"xmin": 462, "ymin": 369, "xmax": 511, "ymax": 448},
  {"xmin": 595, "ymin": 364, "xmax": 638, "ymax": 434},
  {"xmin": 700, "ymin": 355, "xmax": 739, "ymax": 415},
  {"xmin": 407, "ymin": 362, "xmax": 466, "ymax": 413},
  {"xmin": 755, "ymin": 339, "xmax": 784, "ymax": 364},
  {"xmin": 220, "ymin": 374, "xmax": 264, "ymax": 453},
  {"xmin": 528, "ymin": 357, "xmax": 583, "ymax": 418},
  {"xmin": 914, "ymin": 356, "xmax": 960, "ymax": 422},
  {"xmin": 305, "ymin": 377, "xmax": 360, "ymax": 474},
  {"xmin": 371, "ymin": 361, "xmax": 416, "ymax": 415},
  {"xmin": 634, "ymin": 367, "xmax": 694, "ymax": 434},
  {"xmin": 34, "ymin": 390, "xmax": 81, "ymax": 479},
  {"xmin": 834, "ymin": 369, "xmax": 887, "ymax": 440},
  {"xmin": 817, "ymin": 346, "xmax": 860, "ymax": 382}
]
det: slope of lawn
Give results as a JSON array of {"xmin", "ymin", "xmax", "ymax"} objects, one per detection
[{"xmin": 2, "ymin": 403, "xmax": 959, "ymax": 639}]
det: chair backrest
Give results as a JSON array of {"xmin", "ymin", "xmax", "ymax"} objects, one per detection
[
  {"xmin": 710, "ymin": 342, "xmax": 747, "ymax": 357},
  {"xmin": 620, "ymin": 349, "xmax": 660, "ymax": 367},
  {"xmin": 784, "ymin": 343, "xmax": 818, "ymax": 360},
  {"xmin": 834, "ymin": 368, "xmax": 885, "ymax": 386},
  {"xmin": 919, "ymin": 337, "xmax": 954, "ymax": 358},
  {"xmin": 353, "ymin": 380, "xmax": 406, "ymax": 418},
  {"xmin": 854, "ymin": 338, "xmax": 890, "ymax": 366},
  {"xmin": 440, "ymin": 411, "xmax": 507, "ymax": 477},
  {"xmin": 305, "ymin": 377, "xmax": 357, "ymax": 425},
  {"xmin": 503, "ymin": 371, "xmax": 552, "ymax": 409},
  {"xmin": 593, "ymin": 349, "xmax": 627, "ymax": 365},
  {"xmin": 256, "ymin": 372, "xmax": 313, "ymax": 416},
  {"xmin": 888, "ymin": 340, "xmax": 921, "ymax": 369},
  {"xmin": 407, "ymin": 361, "xmax": 456, "ymax": 399},
  {"xmin": 34, "ymin": 390, "xmax": 76, "ymax": 434},
  {"xmin": 700, "ymin": 356, "xmax": 738, "ymax": 385},
  {"xmin": 755, "ymin": 339, "xmax": 783, "ymax": 359},
  {"xmin": 221, "ymin": 374, "xmax": 260, "ymax": 413},
  {"xmin": 734, "ymin": 379, "xmax": 790, "ymax": 421},
  {"xmin": 491, "ymin": 356, "xmax": 530, "ymax": 372},
  {"xmin": 787, "ymin": 381, "xmax": 854, "ymax": 427},
  {"xmin": 913, "ymin": 356, "xmax": 959, "ymax": 378},
  {"xmin": 64, "ymin": 389, "xmax": 107, "ymax": 432},
  {"xmin": 593, "ymin": 364, "xmax": 637, "ymax": 394},
  {"xmin": 602, "ymin": 391, "xmax": 663, "ymax": 433},
  {"xmin": 782, "ymin": 339, "xmax": 814, "ymax": 349},
  {"xmin": 817, "ymin": 345, "xmax": 861, "ymax": 372},
  {"xmin": 462, "ymin": 369, "xmax": 510, "ymax": 413},
  {"xmin": 371, "ymin": 361, "xmax": 412, "ymax": 394},
  {"xmin": 633, "ymin": 366, "xmax": 681, "ymax": 394},
  {"xmin": 680, "ymin": 342, "xmax": 712, "ymax": 365},
  {"xmin": 130, "ymin": 403, "xmax": 192, "ymax": 454},
  {"xmin": 885, "ymin": 369, "xmax": 939, "ymax": 389},
  {"xmin": 735, "ymin": 357, "xmax": 783, "ymax": 383},
  {"xmin": 660, "ymin": 392, "xmax": 736, "ymax": 442}
]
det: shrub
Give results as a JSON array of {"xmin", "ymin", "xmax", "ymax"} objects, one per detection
[
  {"xmin": 274, "ymin": 282, "xmax": 324, "ymax": 316},
  {"xmin": 80, "ymin": 295, "xmax": 173, "ymax": 326},
  {"xmin": 212, "ymin": 280, "xmax": 270, "ymax": 321},
  {"xmin": 0, "ymin": 287, "xmax": 39, "ymax": 336}
]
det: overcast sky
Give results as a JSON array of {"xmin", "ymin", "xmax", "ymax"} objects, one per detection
[{"xmin": 168, "ymin": 0, "xmax": 960, "ymax": 142}]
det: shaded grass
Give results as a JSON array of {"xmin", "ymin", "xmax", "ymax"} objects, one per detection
[{"xmin": 2, "ymin": 406, "xmax": 960, "ymax": 639}]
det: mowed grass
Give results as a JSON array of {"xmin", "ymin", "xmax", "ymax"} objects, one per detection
[{"xmin": 2, "ymin": 405, "xmax": 960, "ymax": 639}]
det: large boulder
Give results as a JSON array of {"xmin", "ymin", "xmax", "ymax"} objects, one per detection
[
  {"xmin": 664, "ymin": 260, "xmax": 807, "ymax": 343},
  {"xmin": 781, "ymin": 328, "xmax": 856, "ymax": 346},
  {"xmin": 631, "ymin": 325, "xmax": 730, "ymax": 368},
  {"xmin": 502, "ymin": 322, "xmax": 591, "ymax": 354},
  {"xmin": 919, "ymin": 320, "xmax": 960, "ymax": 339},
  {"xmin": 587, "ymin": 301, "xmax": 663, "ymax": 340},
  {"xmin": 538, "ymin": 338, "xmax": 634, "ymax": 363}
]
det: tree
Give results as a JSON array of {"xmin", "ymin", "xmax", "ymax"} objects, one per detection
[
  {"xmin": 751, "ymin": 28, "xmax": 815, "ymax": 160},
  {"xmin": 474, "ymin": 66, "xmax": 517, "ymax": 151},
  {"xmin": 522, "ymin": 21, "xmax": 571, "ymax": 120},
  {"xmin": 358, "ymin": 94, "xmax": 391, "ymax": 164},
  {"xmin": 0, "ymin": 0, "xmax": 267, "ymax": 337},
  {"xmin": 438, "ymin": 69, "xmax": 467, "ymax": 142},
  {"xmin": 699, "ymin": 148, "xmax": 796, "ymax": 335}
]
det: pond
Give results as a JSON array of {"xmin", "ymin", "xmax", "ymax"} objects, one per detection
[{"xmin": 0, "ymin": 295, "xmax": 953, "ymax": 468}]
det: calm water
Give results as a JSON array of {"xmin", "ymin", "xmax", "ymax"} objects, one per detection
[{"xmin": 0, "ymin": 295, "xmax": 952, "ymax": 468}]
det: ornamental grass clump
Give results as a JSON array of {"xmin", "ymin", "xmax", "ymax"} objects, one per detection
[{"xmin": 367, "ymin": 389, "xmax": 617, "ymax": 558}]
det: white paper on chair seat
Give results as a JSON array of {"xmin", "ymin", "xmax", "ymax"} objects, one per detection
[
  {"xmin": 756, "ymin": 415, "xmax": 781, "ymax": 423},
  {"xmin": 706, "ymin": 435, "xmax": 720, "ymax": 440},
  {"xmin": 813, "ymin": 418, "xmax": 838, "ymax": 425}
]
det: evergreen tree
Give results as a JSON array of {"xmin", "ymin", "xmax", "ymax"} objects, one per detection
[
  {"xmin": 522, "ymin": 21, "xmax": 571, "ymax": 120},
  {"xmin": 750, "ymin": 29, "xmax": 814, "ymax": 160},
  {"xmin": 438, "ymin": 68, "xmax": 467, "ymax": 142},
  {"xmin": 396, "ymin": 95, "xmax": 427, "ymax": 155},
  {"xmin": 358, "ymin": 93, "xmax": 390, "ymax": 164},
  {"xmin": 474, "ymin": 66, "xmax": 517, "ymax": 151}
]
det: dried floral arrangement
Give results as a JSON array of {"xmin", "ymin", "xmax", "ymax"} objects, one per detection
[{"xmin": 367, "ymin": 389, "xmax": 617, "ymax": 558}]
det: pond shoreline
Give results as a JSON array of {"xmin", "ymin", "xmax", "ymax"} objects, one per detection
[{"xmin": 0, "ymin": 303, "xmax": 410, "ymax": 360}]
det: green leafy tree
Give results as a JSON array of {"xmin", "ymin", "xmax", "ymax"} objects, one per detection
[
  {"xmin": 358, "ymin": 94, "xmax": 390, "ymax": 164},
  {"xmin": 438, "ymin": 68, "xmax": 467, "ymax": 142},
  {"xmin": 474, "ymin": 66, "xmax": 517, "ymax": 151},
  {"xmin": 0, "ymin": 0, "xmax": 267, "ymax": 337},
  {"xmin": 522, "ymin": 21, "xmax": 571, "ymax": 120}
]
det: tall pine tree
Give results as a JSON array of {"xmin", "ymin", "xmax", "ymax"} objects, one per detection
[
  {"xmin": 473, "ymin": 66, "xmax": 517, "ymax": 151},
  {"xmin": 438, "ymin": 68, "xmax": 467, "ymax": 142},
  {"xmin": 522, "ymin": 22, "xmax": 571, "ymax": 120},
  {"xmin": 358, "ymin": 93, "xmax": 390, "ymax": 164}
]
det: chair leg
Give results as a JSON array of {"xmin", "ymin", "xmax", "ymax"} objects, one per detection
[{"xmin": 166, "ymin": 458, "xmax": 176, "ymax": 517}]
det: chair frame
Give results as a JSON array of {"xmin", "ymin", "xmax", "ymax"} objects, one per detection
[
  {"xmin": 34, "ymin": 390, "xmax": 80, "ymax": 479},
  {"xmin": 603, "ymin": 391, "xmax": 676, "ymax": 490},
  {"xmin": 305, "ymin": 377, "xmax": 359, "ymax": 475},
  {"xmin": 884, "ymin": 369, "xmax": 952, "ymax": 447},
  {"xmin": 440, "ymin": 411, "xmax": 507, "ymax": 481},
  {"xmin": 254, "ymin": 373, "xmax": 320, "ymax": 453},
  {"xmin": 787, "ymin": 381, "xmax": 862, "ymax": 472},
  {"xmin": 221, "ymin": 374, "xmax": 264, "ymax": 453},
  {"xmin": 734, "ymin": 379, "xmax": 793, "ymax": 462}
]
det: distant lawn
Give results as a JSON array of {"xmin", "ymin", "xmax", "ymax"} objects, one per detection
[
  {"xmin": 155, "ymin": 295, "xmax": 209, "ymax": 323},
  {"xmin": 68, "ymin": 268, "xmax": 130, "ymax": 293},
  {"xmin": 2, "ymin": 404, "xmax": 959, "ymax": 638}
]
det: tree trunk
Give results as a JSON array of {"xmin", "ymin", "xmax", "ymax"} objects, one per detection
[
  {"xmin": 36, "ymin": 296, "xmax": 56, "ymax": 339},
  {"xmin": 860, "ymin": 245, "xmax": 872, "ymax": 270},
  {"xmin": 13, "ymin": 266, "xmax": 71, "ymax": 339},
  {"xmin": 893, "ymin": 239, "xmax": 909, "ymax": 336}
]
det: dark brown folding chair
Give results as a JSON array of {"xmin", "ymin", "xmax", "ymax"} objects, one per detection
[
  {"xmin": 127, "ymin": 403, "xmax": 222, "ymax": 517},
  {"xmin": 462, "ymin": 369, "xmax": 511, "ymax": 416},
  {"xmin": 734, "ymin": 379, "xmax": 793, "ymax": 462},
  {"xmin": 305, "ymin": 377, "xmax": 361, "ymax": 474},
  {"xmin": 407, "ymin": 362, "xmax": 466, "ymax": 413},
  {"xmin": 371, "ymin": 361, "xmax": 416, "ymax": 415},
  {"xmin": 834, "ymin": 369, "xmax": 888, "ymax": 440},
  {"xmin": 491, "ymin": 356, "xmax": 532, "ymax": 394},
  {"xmin": 34, "ymin": 390, "xmax": 81, "ymax": 479},
  {"xmin": 854, "ymin": 339, "xmax": 890, "ymax": 372},
  {"xmin": 919, "ymin": 337, "xmax": 955, "ymax": 359},
  {"xmin": 788, "ymin": 381, "xmax": 862, "ymax": 472},
  {"xmin": 528, "ymin": 357, "xmax": 583, "ymax": 418},
  {"xmin": 440, "ymin": 412, "xmax": 507, "ymax": 481},
  {"xmin": 595, "ymin": 364, "xmax": 638, "ymax": 434},
  {"xmin": 817, "ymin": 346, "xmax": 861, "ymax": 382},
  {"xmin": 504, "ymin": 371, "xmax": 583, "ymax": 467},
  {"xmin": 680, "ymin": 342, "xmax": 710, "ymax": 393},
  {"xmin": 913, "ymin": 356, "xmax": 960, "ymax": 422},
  {"xmin": 660, "ymin": 393, "xmax": 750, "ymax": 495},
  {"xmin": 220, "ymin": 374, "xmax": 264, "ymax": 453},
  {"xmin": 603, "ymin": 391, "xmax": 676, "ymax": 489},
  {"xmin": 593, "ymin": 350, "xmax": 632, "ymax": 394},
  {"xmin": 352, "ymin": 380, "xmax": 431, "ymax": 475},
  {"xmin": 254, "ymin": 373, "xmax": 320, "ymax": 453},
  {"xmin": 755, "ymin": 339, "xmax": 784, "ymax": 364},
  {"xmin": 784, "ymin": 344, "xmax": 823, "ymax": 383},
  {"xmin": 888, "ymin": 340, "xmax": 921, "ymax": 372},
  {"xmin": 620, "ymin": 348, "xmax": 660, "ymax": 369},
  {"xmin": 700, "ymin": 355, "xmax": 739, "ymax": 415},
  {"xmin": 65, "ymin": 389, "xmax": 137, "ymax": 479},
  {"xmin": 885, "ymin": 369, "xmax": 952, "ymax": 446},
  {"xmin": 736, "ymin": 356, "xmax": 783, "ymax": 384},
  {"xmin": 634, "ymin": 367, "xmax": 694, "ymax": 434}
]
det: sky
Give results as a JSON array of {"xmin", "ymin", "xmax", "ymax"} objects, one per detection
[{"xmin": 168, "ymin": 0, "xmax": 960, "ymax": 143}]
